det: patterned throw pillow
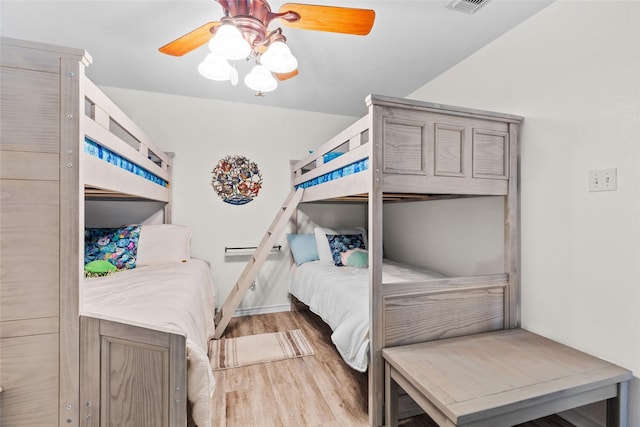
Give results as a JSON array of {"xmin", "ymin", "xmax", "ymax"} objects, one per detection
[
  {"xmin": 326, "ymin": 234, "xmax": 366, "ymax": 266},
  {"xmin": 84, "ymin": 225, "xmax": 141, "ymax": 270}
]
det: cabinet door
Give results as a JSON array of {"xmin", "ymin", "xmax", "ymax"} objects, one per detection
[
  {"xmin": 0, "ymin": 333, "xmax": 59, "ymax": 426},
  {"xmin": 80, "ymin": 317, "xmax": 187, "ymax": 427}
]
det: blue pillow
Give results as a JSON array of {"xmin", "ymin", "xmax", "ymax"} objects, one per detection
[
  {"xmin": 85, "ymin": 225, "xmax": 141, "ymax": 270},
  {"xmin": 326, "ymin": 234, "xmax": 366, "ymax": 266},
  {"xmin": 287, "ymin": 234, "xmax": 319, "ymax": 266}
]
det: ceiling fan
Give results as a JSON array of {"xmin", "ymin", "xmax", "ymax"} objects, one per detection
[{"xmin": 159, "ymin": 0, "xmax": 375, "ymax": 94}]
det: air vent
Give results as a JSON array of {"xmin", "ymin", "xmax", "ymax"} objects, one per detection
[{"xmin": 446, "ymin": 0, "xmax": 489, "ymax": 14}]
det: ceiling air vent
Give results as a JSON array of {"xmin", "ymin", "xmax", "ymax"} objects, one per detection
[{"xmin": 446, "ymin": 0, "xmax": 489, "ymax": 14}]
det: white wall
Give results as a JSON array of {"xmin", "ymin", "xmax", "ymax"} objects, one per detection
[
  {"xmin": 383, "ymin": 196, "xmax": 505, "ymax": 277},
  {"xmin": 100, "ymin": 87, "xmax": 360, "ymax": 313},
  {"xmin": 405, "ymin": 1, "xmax": 639, "ymax": 424}
]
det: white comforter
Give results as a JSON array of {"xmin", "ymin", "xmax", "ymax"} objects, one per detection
[
  {"xmin": 289, "ymin": 259, "xmax": 445, "ymax": 372},
  {"xmin": 82, "ymin": 259, "xmax": 216, "ymax": 427}
]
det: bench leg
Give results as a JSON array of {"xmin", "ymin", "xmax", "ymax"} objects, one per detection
[
  {"xmin": 606, "ymin": 380, "xmax": 629, "ymax": 427},
  {"xmin": 385, "ymin": 362, "xmax": 399, "ymax": 427}
]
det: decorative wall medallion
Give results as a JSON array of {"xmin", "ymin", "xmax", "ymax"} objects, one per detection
[{"xmin": 211, "ymin": 155, "xmax": 263, "ymax": 205}]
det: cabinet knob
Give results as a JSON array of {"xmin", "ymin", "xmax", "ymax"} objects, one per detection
[{"xmin": 0, "ymin": 386, "xmax": 4, "ymax": 393}]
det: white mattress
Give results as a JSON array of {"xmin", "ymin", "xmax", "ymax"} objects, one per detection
[
  {"xmin": 82, "ymin": 259, "xmax": 216, "ymax": 427},
  {"xmin": 288, "ymin": 259, "xmax": 446, "ymax": 372}
]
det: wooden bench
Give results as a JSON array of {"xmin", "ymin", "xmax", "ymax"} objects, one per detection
[{"xmin": 382, "ymin": 329, "xmax": 632, "ymax": 427}]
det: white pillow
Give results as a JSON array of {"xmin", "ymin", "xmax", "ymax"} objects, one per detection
[
  {"xmin": 314, "ymin": 226, "xmax": 368, "ymax": 264},
  {"xmin": 136, "ymin": 224, "xmax": 192, "ymax": 266}
]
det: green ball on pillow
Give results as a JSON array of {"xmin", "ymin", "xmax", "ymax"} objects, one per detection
[{"xmin": 84, "ymin": 260, "xmax": 117, "ymax": 277}]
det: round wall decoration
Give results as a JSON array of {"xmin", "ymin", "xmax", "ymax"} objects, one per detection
[{"xmin": 211, "ymin": 155, "xmax": 263, "ymax": 205}]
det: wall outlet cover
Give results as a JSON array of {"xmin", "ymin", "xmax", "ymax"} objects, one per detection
[{"xmin": 589, "ymin": 168, "xmax": 617, "ymax": 192}]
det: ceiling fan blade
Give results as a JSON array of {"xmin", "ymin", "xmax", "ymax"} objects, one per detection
[
  {"xmin": 275, "ymin": 69, "xmax": 299, "ymax": 81},
  {"xmin": 159, "ymin": 21, "xmax": 221, "ymax": 56},
  {"xmin": 277, "ymin": 3, "xmax": 375, "ymax": 35}
]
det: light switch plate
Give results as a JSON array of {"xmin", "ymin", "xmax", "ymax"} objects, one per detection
[{"xmin": 589, "ymin": 168, "xmax": 617, "ymax": 192}]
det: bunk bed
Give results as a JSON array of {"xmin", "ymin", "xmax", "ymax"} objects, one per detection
[
  {"xmin": 289, "ymin": 94, "xmax": 523, "ymax": 427},
  {"xmin": 0, "ymin": 38, "xmax": 213, "ymax": 427}
]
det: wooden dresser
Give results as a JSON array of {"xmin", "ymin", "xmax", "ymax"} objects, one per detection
[{"xmin": 1, "ymin": 38, "xmax": 89, "ymax": 426}]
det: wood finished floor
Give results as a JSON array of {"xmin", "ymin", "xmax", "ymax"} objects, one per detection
[{"xmin": 207, "ymin": 310, "xmax": 575, "ymax": 427}]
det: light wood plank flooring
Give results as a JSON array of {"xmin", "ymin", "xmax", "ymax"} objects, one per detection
[{"xmin": 206, "ymin": 310, "xmax": 574, "ymax": 427}]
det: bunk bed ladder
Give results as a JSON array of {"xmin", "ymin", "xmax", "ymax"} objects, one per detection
[{"xmin": 213, "ymin": 188, "xmax": 304, "ymax": 339}]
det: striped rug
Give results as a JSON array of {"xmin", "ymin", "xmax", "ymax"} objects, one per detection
[{"xmin": 210, "ymin": 329, "xmax": 314, "ymax": 370}]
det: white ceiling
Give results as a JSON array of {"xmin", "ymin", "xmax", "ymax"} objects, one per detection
[{"xmin": 1, "ymin": 0, "xmax": 553, "ymax": 117}]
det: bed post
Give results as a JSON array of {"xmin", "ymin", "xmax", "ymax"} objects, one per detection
[
  {"xmin": 164, "ymin": 152, "xmax": 175, "ymax": 224},
  {"xmin": 505, "ymin": 122, "xmax": 521, "ymax": 328},
  {"xmin": 367, "ymin": 98, "xmax": 385, "ymax": 427}
]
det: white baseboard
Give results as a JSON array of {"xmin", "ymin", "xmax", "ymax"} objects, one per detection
[{"xmin": 233, "ymin": 304, "xmax": 291, "ymax": 317}]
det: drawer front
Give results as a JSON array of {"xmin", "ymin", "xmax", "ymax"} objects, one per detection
[{"xmin": 0, "ymin": 333, "xmax": 59, "ymax": 426}]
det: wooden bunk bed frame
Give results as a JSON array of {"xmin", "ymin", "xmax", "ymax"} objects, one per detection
[
  {"xmin": 290, "ymin": 94, "xmax": 523, "ymax": 427},
  {"xmin": 1, "ymin": 38, "xmax": 188, "ymax": 427}
]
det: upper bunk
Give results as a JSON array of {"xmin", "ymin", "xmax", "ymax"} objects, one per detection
[
  {"xmin": 82, "ymin": 78, "xmax": 172, "ymax": 203},
  {"xmin": 1, "ymin": 37, "xmax": 172, "ymax": 204},
  {"xmin": 291, "ymin": 94, "xmax": 523, "ymax": 203}
]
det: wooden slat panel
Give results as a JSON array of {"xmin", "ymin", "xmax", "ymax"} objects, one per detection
[
  {"xmin": 293, "ymin": 144, "xmax": 369, "ymax": 187},
  {"xmin": 0, "ymin": 38, "xmax": 90, "ymax": 72},
  {"xmin": 383, "ymin": 286, "xmax": 505, "ymax": 347},
  {"xmin": 380, "ymin": 274, "xmax": 509, "ymax": 297},
  {"xmin": 0, "ymin": 151, "xmax": 58, "ymax": 181},
  {"xmin": 0, "ymin": 333, "xmax": 59, "ymax": 426},
  {"xmin": 473, "ymin": 129, "xmax": 509, "ymax": 179},
  {"xmin": 0, "ymin": 66, "xmax": 60, "ymax": 153},
  {"xmin": 434, "ymin": 123, "xmax": 465, "ymax": 177},
  {"xmin": 367, "ymin": 94, "xmax": 523, "ymax": 124},
  {"xmin": 84, "ymin": 154, "xmax": 171, "ymax": 202},
  {"xmin": 83, "ymin": 78, "xmax": 172, "ymax": 167},
  {"xmin": 0, "ymin": 317, "xmax": 59, "ymax": 339},
  {"xmin": 382, "ymin": 173, "xmax": 509, "ymax": 195},
  {"xmin": 299, "ymin": 171, "xmax": 370, "ymax": 203},
  {"xmin": 0, "ymin": 179, "xmax": 59, "ymax": 322},
  {"xmin": 291, "ymin": 115, "xmax": 369, "ymax": 173},
  {"xmin": 382, "ymin": 118, "xmax": 426, "ymax": 174},
  {"xmin": 83, "ymin": 118, "xmax": 171, "ymax": 182}
]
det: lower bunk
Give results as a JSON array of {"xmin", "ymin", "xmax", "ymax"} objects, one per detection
[
  {"xmin": 287, "ymin": 225, "xmax": 509, "ymax": 424},
  {"xmin": 288, "ymin": 229, "xmax": 507, "ymax": 373},
  {"xmin": 79, "ymin": 226, "xmax": 216, "ymax": 427}
]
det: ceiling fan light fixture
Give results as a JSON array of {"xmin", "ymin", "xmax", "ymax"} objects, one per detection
[
  {"xmin": 244, "ymin": 64, "xmax": 278, "ymax": 93},
  {"xmin": 198, "ymin": 53, "xmax": 234, "ymax": 81},
  {"xmin": 208, "ymin": 23, "xmax": 252, "ymax": 60},
  {"xmin": 261, "ymin": 41, "xmax": 298, "ymax": 74}
]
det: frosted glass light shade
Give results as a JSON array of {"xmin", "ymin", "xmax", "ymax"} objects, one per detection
[
  {"xmin": 198, "ymin": 53, "xmax": 233, "ymax": 81},
  {"xmin": 209, "ymin": 24, "xmax": 251, "ymax": 60},
  {"xmin": 244, "ymin": 65, "xmax": 277, "ymax": 93},
  {"xmin": 261, "ymin": 41, "xmax": 298, "ymax": 73}
]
